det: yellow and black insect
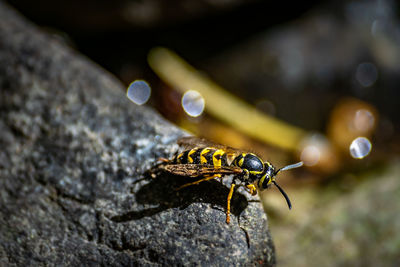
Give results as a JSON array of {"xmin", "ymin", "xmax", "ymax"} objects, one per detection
[{"xmin": 160, "ymin": 136, "xmax": 303, "ymax": 224}]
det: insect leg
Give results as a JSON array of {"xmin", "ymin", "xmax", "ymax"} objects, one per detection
[
  {"xmin": 226, "ymin": 183, "xmax": 236, "ymax": 224},
  {"xmin": 235, "ymin": 184, "xmax": 257, "ymax": 196},
  {"xmin": 213, "ymin": 174, "xmax": 223, "ymax": 184},
  {"xmin": 158, "ymin": 157, "xmax": 170, "ymax": 163},
  {"xmin": 246, "ymin": 184, "xmax": 257, "ymax": 196},
  {"xmin": 174, "ymin": 174, "xmax": 219, "ymax": 191}
]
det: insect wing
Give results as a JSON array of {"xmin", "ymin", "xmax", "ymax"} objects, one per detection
[
  {"xmin": 163, "ymin": 164, "xmax": 243, "ymax": 177},
  {"xmin": 177, "ymin": 136, "xmax": 241, "ymax": 158}
]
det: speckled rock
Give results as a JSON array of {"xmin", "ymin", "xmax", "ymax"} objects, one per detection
[{"xmin": 0, "ymin": 1, "xmax": 275, "ymax": 266}]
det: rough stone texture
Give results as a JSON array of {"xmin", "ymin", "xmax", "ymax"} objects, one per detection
[{"xmin": 0, "ymin": 2, "xmax": 275, "ymax": 266}]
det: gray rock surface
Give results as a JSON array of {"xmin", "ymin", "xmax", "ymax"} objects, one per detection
[{"xmin": 0, "ymin": 1, "xmax": 275, "ymax": 266}]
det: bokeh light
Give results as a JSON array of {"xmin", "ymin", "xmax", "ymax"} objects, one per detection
[
  {"xmin": 299, "ymin": 133, "xmax": 340, "ymax": 172},
  {"xmin": 327, "ymin": 98, "xmax": 377, "ymax": 154},
  {"xmin": 181, "ymin": 90, "xmax": 205, "ymax": 117},
  {"xmin": 355, "ymin": 62, "xmax": 378, "ymax": 87},
  {"xmin": 354, "ymin": 109, "xmax": 375, "ymax": 132},
  {"xmin": 300, "ymin": 145, "xmax": 320, "ymax": 167},
  {"xmin": 349, "ymin": 137, "xmax": 372, "ymax": 159},
  {"xmin": 127, "ymin": 80, "xmax": 151, "ymax": 105},
  {"xmin": 256, "ymin": 99, "xmax": 276, "ymax": 115}
]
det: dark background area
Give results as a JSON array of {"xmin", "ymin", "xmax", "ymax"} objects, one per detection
[
  {"xmin": 7, "ymin": 0, "xmax": 400, "ymax": 134},
  {"xmin": 7, "ymin": 0, "xmax": 321, "ymax": 65}
]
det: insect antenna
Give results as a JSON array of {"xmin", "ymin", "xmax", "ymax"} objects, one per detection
[
  {"xmin": 275, "ymin": 161, "xmax": 303, "ymax": 175},
  {"xmin": 273, "ymin": 181, "xmax": 292, "ymax": 210},
  {"xmin": 272, "ymin": 161, "xmax": 303, "ymax": 210}
]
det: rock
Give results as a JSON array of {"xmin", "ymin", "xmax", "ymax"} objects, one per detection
[{"xmin": 0, "ymin": 1, "xmax": 275, "ymax": 265}]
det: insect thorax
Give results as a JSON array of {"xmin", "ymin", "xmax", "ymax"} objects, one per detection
[{"xmin": 231, "ymin": 153, "xmax": 265, "ymax": 182}]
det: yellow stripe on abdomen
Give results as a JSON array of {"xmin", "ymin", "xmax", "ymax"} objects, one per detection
[
  {"xmin": 176, "ymin": 152, "xmax": 184, "ymax": 163},
  {"xmin": 188, "ymin": 148, "xmax": 197, "ymax": 163},
  {"xmin": 212, "ymin": 149, "xmax": 225, "ymax": 168},
  {"xmin": 200, "ymin": 148, "xmax": 210, "ymax": 164}
]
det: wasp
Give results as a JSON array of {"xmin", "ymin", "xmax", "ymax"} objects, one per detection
[{"xmin": 159, "ymin": 137, "xmax": 303, "ymax": 224}]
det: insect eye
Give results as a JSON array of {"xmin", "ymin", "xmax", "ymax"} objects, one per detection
[{"xmin": 262, "ymin": 175, "xmax": 271, "ymax": 189}]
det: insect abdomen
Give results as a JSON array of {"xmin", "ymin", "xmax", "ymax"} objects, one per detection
[{"xmin": 173, "ymin": 147, "xmax": 228, "ymax": 167}]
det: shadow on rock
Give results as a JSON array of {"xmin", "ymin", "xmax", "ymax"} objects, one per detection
[{"xmin": 110, "ymin": 172, "xmax": 249, "ymax": 223}]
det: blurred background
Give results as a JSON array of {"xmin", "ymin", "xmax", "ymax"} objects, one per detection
[{"xmin": 7, "ymin": 0, "xmax": 400, "ymax": 266}]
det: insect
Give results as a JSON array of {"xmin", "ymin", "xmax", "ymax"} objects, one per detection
[{"xmin": 159, "ymin": 136, "xmax": 303, "ymax": 224}]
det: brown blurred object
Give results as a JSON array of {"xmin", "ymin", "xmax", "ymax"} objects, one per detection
[
  {"xmin": 298, "ymin": 133, "xmax": 340, "ymax": 174},
  {"xmin": 327, "ymin": 98, "xmax": 378, "ymax": 155},
  {"xmin": 296, "ymin": 98, "xmax": 378, "ymax": 175}
]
